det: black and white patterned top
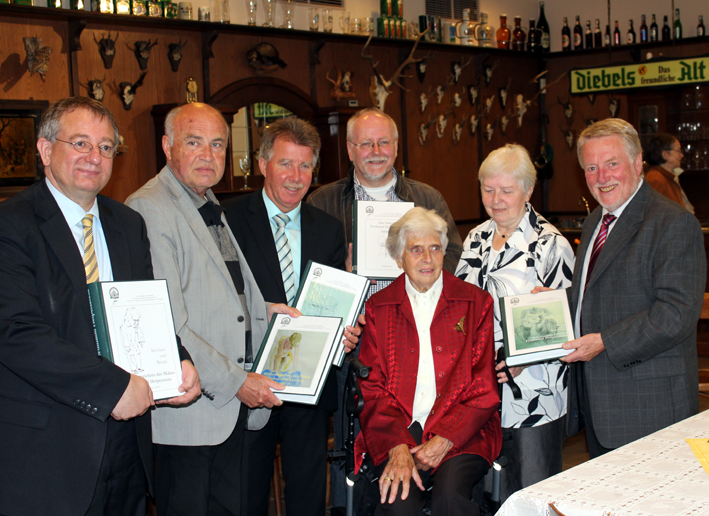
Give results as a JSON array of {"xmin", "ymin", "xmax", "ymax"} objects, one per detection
[{"xmin": 456, "ymin": 203, "xmax": 575, "ymax": 428}]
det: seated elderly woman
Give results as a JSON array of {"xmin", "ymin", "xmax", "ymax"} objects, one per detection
[
  {"xmin": 355, "ymin": 207, "xmax": 501, "ymax": 516},
  {"xmin": 643, "ymin": 133, "xmax": 694, "ymax": 213},
  {"xmin": 455, "ymin": 143, "xmax": 574, "ymax": 502}
]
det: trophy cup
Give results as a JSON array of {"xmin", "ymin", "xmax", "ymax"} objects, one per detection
[{"xmin": 239, "ymin": 155, "xmax": 251, "ymax": 190}]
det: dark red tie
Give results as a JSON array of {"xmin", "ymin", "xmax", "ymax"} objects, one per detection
[{"xmin": 584, "ymin": 214, "xmax": 616, "ymax": 292}]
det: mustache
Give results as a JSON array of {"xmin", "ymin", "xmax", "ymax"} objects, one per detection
[{"xmin": 284, "ymin": 182, "xmax": 305, "ymax": 190}]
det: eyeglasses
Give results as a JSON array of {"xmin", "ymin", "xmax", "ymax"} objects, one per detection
[
  {"xmin": 348, "ymin": 139, "xmax": 395, "ymax": 151},
  {"xmin": 55, "ymin": 138, "xmax": 117, "ymax": 159}
]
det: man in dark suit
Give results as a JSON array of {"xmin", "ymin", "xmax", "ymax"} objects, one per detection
[
  {"xmin": 0, "ymin": 97, "xmax": 200, "ymax": 516},
  {"xmin": 223, "ymin": 117, "xmax": 356, "ymax": 516},
  {"xmin": 563, "ymin": 118, "xmax": 706, "ymax": 458}
]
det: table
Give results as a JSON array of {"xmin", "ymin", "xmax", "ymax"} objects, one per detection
[{"xmin": 496, "ymin": 410, "xmax": 709, "ymax": 516}]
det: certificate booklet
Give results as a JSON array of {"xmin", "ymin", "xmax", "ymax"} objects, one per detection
[
  {"xmin": 353, "ymin": 200, "xmax": 414, "ymax": 279},
  {"xmin": 87, "ymin": 280, "xmax": 183, "ymax": 400},
  {"xmin": 252, "ymin": 314, "xmax": 344, "ymax": 405},
  {"xmin": 293, "ymin": 261, "xmax": 369, "ymax": 368},
  {"xmin": 499, "ymin": 289, "xmax": 574, "ymax": 367}
]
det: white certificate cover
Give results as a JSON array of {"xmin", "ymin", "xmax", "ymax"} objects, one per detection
[
  {"xmin": 294, "ymin": 261, "xmax": 369, "ymax": 368},
  {"xmin": 89, "ymin": 280, "xmax": 183, "ymax": 400},
  {"xmin": 252, "ymin": 314, "xmax": 344, "ymax": 405},
  {"xmin": 353, "ymin": 200, "xmax": 414, "ymax": 279},
  {"xmin": 499, "ymin": 288, "xmax": 574, "ymax": 367}
]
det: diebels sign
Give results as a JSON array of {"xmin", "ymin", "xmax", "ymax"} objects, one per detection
[{"xmin": 571, "ymin": 55, "xmax": 709, "ymax": 94}]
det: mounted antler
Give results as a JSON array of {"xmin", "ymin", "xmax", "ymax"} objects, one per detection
[{"xmin": 361, "ymin": 29, "xmax": 428, "ymax": 111}]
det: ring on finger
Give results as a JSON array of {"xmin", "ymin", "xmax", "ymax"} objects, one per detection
[{"xmin": 384, "ymin": 476, "xmax": 393, "ymax": 481}]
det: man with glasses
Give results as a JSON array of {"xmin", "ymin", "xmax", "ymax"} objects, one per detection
[
  {"xmin": 307, "ymin": 107, "xmax": 462, "ymax": 514},
  {"xmin": 0, "ymin": 97, "xmax": 200, "ymax": 516}
]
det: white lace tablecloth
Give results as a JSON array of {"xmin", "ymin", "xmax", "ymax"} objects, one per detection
[{"xmin": 496, "ymin": 410, "xmax": 709, "ymax": 516}]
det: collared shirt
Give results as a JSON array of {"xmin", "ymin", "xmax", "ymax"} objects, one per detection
[
  {"xmin": 574, "ymin": 179, "xmax": 644, "ymax": 338},
  {"xmin": 354, "ymin": 170, "xmax": 403, "ymax": 302},
  {"xmin": 405, "ymin": 272, "xmax": 443, "ymax": 429},
  {"xmin": 46, "ymin": 178, "xmax": 113, "ymax": 282},
  {"xmin": 262, "ymin": 189, "xmax": 302, "ymax": 291}
]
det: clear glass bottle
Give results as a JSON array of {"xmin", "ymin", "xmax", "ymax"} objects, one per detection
[
  {"xmin": 537, "ymin": 2, "xmax": 550, "ymax": 51},
  {"xmin": 650, "ymin": 14, "xmax": 658, "ymax": 41},
  {"xmin": 511, "ymin": 16, "xmax": 526, "ymax": 51},
  {"xmin": 497, "ymin": 14, "xmax": 511, "ymax": 49},
  {"xmin": 561, "ymin": 17, "xmax": 571, "ymax": 51},
  {"xmin": 627, "ymin": 19, "xmax": 636, "ymax": 44},
  {"xmin": 475, "ymin": 12, "xmax": 494, "ymax": 47},
  {"xmin": 573, "ymin": 16, "xmax": 583, "ymax": 50}
]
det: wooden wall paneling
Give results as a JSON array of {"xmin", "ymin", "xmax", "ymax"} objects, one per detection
[
  {"xmin": 313, "ymin": 39, "xmax": 374, "ymax": 109},
  {"xmin": 0, "ymin": 17, "xmax": 71, "ymax": 101}
]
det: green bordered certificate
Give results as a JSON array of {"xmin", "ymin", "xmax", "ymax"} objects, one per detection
[
  {"xmin": 252, "ymin": 314, "xmax": 344, "ymax": 405},
  {"xmin": 293, "ymin": 261, "xmax": 369, "ymax": 368},
  {"xmin": 353, "ymin": 200, "xmax": 414, "ymax": 279},
  {"xmin": 87, "ymin": 280, "xmax": 183, "ymax": 400},
  {"xmin": 499, "ymin": 289, "xmax": 574, "ymax": 367}
]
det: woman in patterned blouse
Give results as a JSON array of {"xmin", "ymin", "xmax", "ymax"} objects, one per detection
[{"xmin": 455, "ymin": 144, "xmax": 575, "ymax": 502}]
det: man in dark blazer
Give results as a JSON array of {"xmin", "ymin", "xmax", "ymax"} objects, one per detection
[
  {"xmin": 223, "ymin": 117, "xmax": 355, "ymax": 516},
  {"xmin": 0, "ymin": 97, "xmax": 199, "ymax": 516},
  {"xmin": 563, "ymin": 118, "xmax": 706, "ymax": 458}
]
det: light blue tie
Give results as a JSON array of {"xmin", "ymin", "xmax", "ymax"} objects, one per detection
[{"xmin": 274, "ymin": 213, "xmax": 295, "ymax": 305}]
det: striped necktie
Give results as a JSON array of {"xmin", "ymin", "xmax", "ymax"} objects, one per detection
[
  {"xmin": 584, "ymin": 214, "xmax": 616, "ymax": 292},
  {"xmin": 82, "ymin": 214, "xmax": 99, "ymax": 284},
  {"xmin": 274, "ymin": 213, "xmax": 295, "ymax": 305}
]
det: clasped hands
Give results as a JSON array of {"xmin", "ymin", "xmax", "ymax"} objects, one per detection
[{"xmin": 379, "ymin": 435, "xmax": 453, "ymax": 504}]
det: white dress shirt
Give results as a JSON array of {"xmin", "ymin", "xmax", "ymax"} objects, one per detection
[
  {"xmin": 405, "ymin": 272, "xmax": 443, "ymax": 429},
  {"xmin": 46, "ymin": 178, "xmax": 113, "ymax": 282}
]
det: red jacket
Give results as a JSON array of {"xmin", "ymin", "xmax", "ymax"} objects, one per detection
[{"xmin": 355, "ymin": 270, "xmax": 502, "ymax": 473}]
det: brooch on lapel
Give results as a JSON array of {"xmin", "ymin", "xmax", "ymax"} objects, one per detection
[{"xmin": 454, "ymin": 317, "xmax": 466, "ymax": 335}]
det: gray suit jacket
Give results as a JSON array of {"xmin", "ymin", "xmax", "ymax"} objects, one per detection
[
  {"xmin": 126, "ymin": 166, "xmax": 271, "ymax": 446},
  {"xmin": 569, "ymin": 180, "xmax": 706, "ymax": 449}
]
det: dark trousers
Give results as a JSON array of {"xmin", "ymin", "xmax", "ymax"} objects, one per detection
[
  {"xmin": 85, "ymin": 418, "xmax": 147, "ymax": 516},
  {"xmin": 242, "ymin": 402, "xmax": 330, "ymax": 516},
  {"xmin": 581, "ymin": 364, "xmax": 614, "ymax": 459},
  {"xmin": 373, "ymin": 423, "xmax": 489, "ymax": 516},
  {"xmin": 154, "ymin": 405, "xmax": 248, "ymax": 516}
]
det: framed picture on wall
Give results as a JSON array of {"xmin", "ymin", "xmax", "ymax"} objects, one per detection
[{"xmin": 0, "ymin": 100, "xmax": 48, "ymax": 190}]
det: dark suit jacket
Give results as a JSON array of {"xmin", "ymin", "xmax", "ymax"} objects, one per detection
[
  {"xmin": 0, "ymin": 181, "xmax": 156, "ymax": 516},
  {"xmin": 568, "ymin": 181, "xmax": 706, "ymax": 448},
  {"xmin": 223, "ymin": 189, "xmax": 347, "ymax": 411}
]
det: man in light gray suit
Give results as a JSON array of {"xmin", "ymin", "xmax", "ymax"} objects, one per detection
[
  {"xmin": 563, "ymin": 118, "xmax": 706, "ymax": 458},
  {"xmin": 126, "ymin": 103, "xmax": 297, "ymax": 515}
]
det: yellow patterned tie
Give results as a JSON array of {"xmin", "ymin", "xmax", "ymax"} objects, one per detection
[{"xmin": 82, "ymin": 215, "xmax": 99, "ymax": 284}]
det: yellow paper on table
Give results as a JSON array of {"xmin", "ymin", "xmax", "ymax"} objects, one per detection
[{"xmin": 686, "ymin": 438, "xmax": 709, "ymax": 477}]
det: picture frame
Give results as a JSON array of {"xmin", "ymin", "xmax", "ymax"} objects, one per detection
[{"xmin": 0, "ymin": 100, "xmax": 48, "ymax": 193}]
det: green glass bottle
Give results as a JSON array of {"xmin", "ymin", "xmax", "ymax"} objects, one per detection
[{"xmin": 674, "ymin": 8, "xmax": 682, "ymax": 39}]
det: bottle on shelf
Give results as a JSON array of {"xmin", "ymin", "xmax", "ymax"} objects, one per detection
[
  {"xmin": 476, "ymin": 12, "xmax": 494, "ymax": 47},
  {"xmin": 613, "ymin": 20, "xmax": 621, "ymax": 45},
  {"xmin": 537, "ymin": 1, "xmax": 550, "ymax": 52},
  {"xmin": 527, "ymin": 19, "xmax": 539, "ymax": 52},
  {"xmin": 594, "ymin": 19, "xmax": 602, "ymax": 47},
  {"xmin": 650, "ymin": 14, "xmax": 659, "ymax": 41},
  {"xmin": 573, "ymin": 16, "xmax": 583, "ymax": 50},
  {"xmin": 511, "ymin": 16, "xmax": 526, "ymax": 51},
  {"xmin": 47, "ymin": 0, "xmax": 62, "ymax": 7},
  {"xmin": 639, "ymin": 14, "xmax": 648, "ymax": 43},
  {"xmin": 497, "ymin": 14, "xmax": 511, "ymax": 49},
  {"xmin": 662, "ymin": 15, "xmax": 671, "ymax": 41},
  {"xmin": 627, "ymin": 19, "xmax": 636, "ymax": 44},
  {"xmin": 457, "ymin": 9, "xmax": 475, "ymax": 46},
  {"xmin": 674, "ymin": 8, "xmax": 682, "ymax": 39},
  {"xmin": 605, "ymin": 23, "xmax": 611, "ymax": 46},
  {"xmin": 561, "ymin": 17, "xmax": 571, "ymax": 51},
  {"xmin": 699, "ymin": 15, "xmax": 706, "ymax": 37},
  {"xmin": 585, "ymin": 20, "xmax": 593, "ymax": 48}
]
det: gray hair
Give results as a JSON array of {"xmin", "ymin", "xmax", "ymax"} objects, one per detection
[
  {"xmin": 38, "ymin": 97, "xmax": 119, "ymax": 145},
  {"xmin": 164, "ymin": 103, "xmax": 229, "ymax": 146},
  {"xmin": 577, "ymin": 118, "xmax": 642, "ymax": 167},
  {"xmin": 346, "ymin": 107, "xmax": 399, "ymax": 142},
  {"xmin": 260, "ymin": 117, "xmax": 321, "ymax": 164},
  {"xmin": 479, "ymin": 143, "xmax": 536, "ymax": 193},
  {"xmin": 386, "ymin": 207, "xmax": 448, "ymax": 262}
]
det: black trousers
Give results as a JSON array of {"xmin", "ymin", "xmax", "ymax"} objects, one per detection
[
  {"xmin": 372, "ymin": 423, "xmax": 489, "ymax": 516},
  {"xmin": 85, "ymin": 419, "xmax": 146, "ymax": 516},
  {"xmin": 154, "ymin": 405, "xmax": 248, "ymax": 516},
  {"xmin": 242, "ymin": 402, "xmax": 330, "ymax": 516},
  {"xmin": 581, "ymin": 363, "xmax": 614, "ymax": 459}
]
